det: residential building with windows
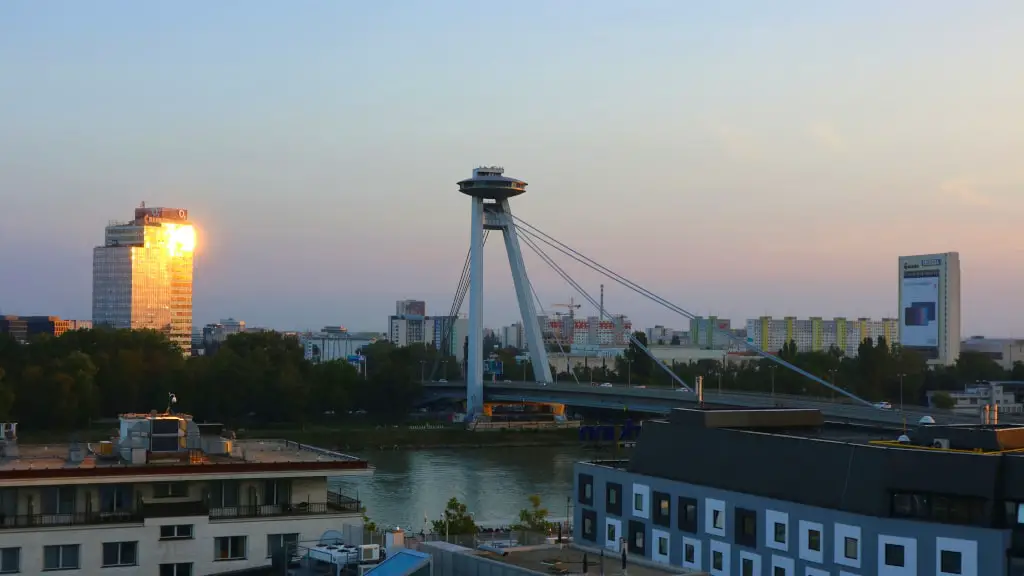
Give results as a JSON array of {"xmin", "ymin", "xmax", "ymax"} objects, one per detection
[
  {"xmin": 573, "ymin": 406, "xmax": 1019, "ymax": 576},
  {"xmin": 0, "ymin": 410, "xmax": 369, "ymax": 576},
  {"xmin": 961, "ymin": 337, "xmax": 1024, "ymax": 371},
  {"xmin": 541, "ymin": 315, "xmax": 632, "ymax": 348},
  {"xmin": 745, "ymin": 316, "xmax": 899, "ymax": 357}
]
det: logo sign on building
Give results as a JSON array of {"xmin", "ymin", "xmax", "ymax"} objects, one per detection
[
  {"xmin": 135, "ymin": 207, "xmax": 189, "ymax": 222},
  {"xmin": 346, "ymin": 355, "xmax": 365, "ymax": 363},
  {"xmin": 920, "ymin": 258, "xmax": 942, "ymax": 266},
  {"xmin": 484, "ymin": 359, "xmax": 503, "ymax": 375}
]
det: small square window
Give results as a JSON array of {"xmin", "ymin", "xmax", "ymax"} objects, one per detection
[
  {"xmin": 585, "ymin": 484, "xmax": 592, "ymax": 499},
  {"xmin": 773, "ymin": 567, "xmax": 785, "ymax": 576},
  {"xmin": 634, "ymin": 533, "xmax": 644, "ymax": 548},
  {"xmin": 741, "ymin": 558, "xmax": 754, "ymax": 576},
  {"xmin": 844, "ymin": 536, "xmax": 858, "ymax": 559},
  {"xmin": 684, "ymin": 543, "xmax": 695, "ymax": 564},
  {"xmin": 657, "ymin": 537, "xmax": 668, "ymax": 556},
  {"xmin": 940, "ymin": 549, "xmax": 962, "ymax": 574},
  {"xmin": 712, "ymin": 509, "xmax": 724, "ymax": 530},
  {"xmin": 712, "ymin": 550, "xmax": 724, "ymax": 571},
  {"xmin": 884, "ymin": 543, "xmax": 905, "ymax": 567},
  {"xmin": 634, "ymin": 493, "xmax": 644, "ymax": 511},
  {"xmin": 808, "ymin": 529, "xmax": 821, "ymax": 551},
  {"xmin": 660, "ymin": 499, "xmax": 669, "ymax": 516},
  {"xmin": 773, "ymin": 522, "xmax": 786, "ymax": 543},
  {"xmin": 606, "ymin": 524, "xmax": 616, "ymax": 542}
]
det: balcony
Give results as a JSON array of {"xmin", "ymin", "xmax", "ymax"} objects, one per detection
[
  {"xmin": 209, "ymin": 491, "xmax": 360, "ymax": 520},
  {"xmin": 0, "ymin": 511, "xmax": 142, "ymax": 530}
]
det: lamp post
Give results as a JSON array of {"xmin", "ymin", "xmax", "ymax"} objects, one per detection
[
  {"xmin": 770, "ymin": 365, "xmax": 776, "ymax": 397},
  {"xmin": 626, "ymin": 359, "xmax": 632, "ymax": 387},
  {"xmin": 828, "ymin": 369, "xmax": 837, "ymax": 401},
  {"xmin": 420, "ymin": 361, "xmax": 426, "ymax": 383}
]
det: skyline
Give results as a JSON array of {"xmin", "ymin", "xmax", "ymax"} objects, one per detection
[{"xmin": 2, "ymin": 1, "xmax": 1022, "ymax": 336}]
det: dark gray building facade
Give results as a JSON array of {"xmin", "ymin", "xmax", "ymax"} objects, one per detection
[{"xmin": 572, "ymin": 408, "xmax": 1024, "ymax": 576}]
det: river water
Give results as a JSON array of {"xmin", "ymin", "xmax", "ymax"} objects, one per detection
[{"xmin": 329, "ymin": 446, "xmax": 593, "ymax": 530}]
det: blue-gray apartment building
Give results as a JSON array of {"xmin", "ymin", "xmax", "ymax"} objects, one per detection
[{"xmin": 572, "ymin": 407, "xmax": 1024, "ymax": 576}]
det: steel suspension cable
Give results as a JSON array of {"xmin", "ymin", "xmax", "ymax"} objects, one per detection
[
  {"xmin": 431, "ymin": 231, "xmax": 489, "ymax": 380},
  {"xmin": 525, "ymin": 266, "xmax": 580, "ymax": 385},
  {"xmin": 513, "ymin": 220, "xmax": 871, "ymax": 406},
  {"xmin": 518, "ymin": 230, "xmax": 691, "ymax": 391}
]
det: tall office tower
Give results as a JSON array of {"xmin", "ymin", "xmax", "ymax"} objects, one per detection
[
  {"xmin": 898, "ymin": 252, "xmax": 961, "ymax": 365},
  {"xmin": 92, "ymin": 205, "xmax": 196, "ymax": 354},
  {"xmin": 395, "ymin": 299, "xmax": 426, "ymax": 316}
]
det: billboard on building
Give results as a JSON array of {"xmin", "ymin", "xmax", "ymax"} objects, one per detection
[{"xmin": 900, "ymin": 269, "xmax": 940, "ymax": 351}]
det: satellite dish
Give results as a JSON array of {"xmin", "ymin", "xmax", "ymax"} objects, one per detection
[
  {"xmin": 919, "ymin": 416, "xmax": 936, "ymax": 425},
  {"xmin": 897, "ymin": 435, "xmax": 911, "ymax": 444}
]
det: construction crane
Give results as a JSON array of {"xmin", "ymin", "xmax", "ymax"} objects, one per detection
[{"xmin": 551, "ymin": 297, "xmax": 582, "ymax": 318}]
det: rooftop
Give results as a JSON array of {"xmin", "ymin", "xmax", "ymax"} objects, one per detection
[
  {"xmin": 425, "ymin": 542, "xmax": 691, "ymax": 576},
  {"xmin": 0, "ymin": 413, "xmax": 369, "ymax": 483}
]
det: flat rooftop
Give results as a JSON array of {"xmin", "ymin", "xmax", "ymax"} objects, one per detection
[
  {"xmin": 477, "ymin": 545, "xmax": 690, "ymax": 576},
  {"xmin": 0, "ymin": 439, "xmax": 369, "ymax": 480}
]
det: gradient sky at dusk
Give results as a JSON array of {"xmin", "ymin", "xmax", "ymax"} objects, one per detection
[{"xmin": 1, "ymin": 1, "xmax": 1022, "ymax": 336}]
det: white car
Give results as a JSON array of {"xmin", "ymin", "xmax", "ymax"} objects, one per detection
[
  {"xmin": 873, "ymin": 402, "xmax": 892, "ymax": 410},
  {"xmin": 600, "ymin": 383, "xmax": 614, "ymax": 388}
]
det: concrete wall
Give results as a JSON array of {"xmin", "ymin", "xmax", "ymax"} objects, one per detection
[
  {"xmin": 418, "ymin": 542, "xmax": 540, "ymax": 576},
  {"xmin": 574, "ymin": 462, "xmax": 1001, "ymax": 576}
]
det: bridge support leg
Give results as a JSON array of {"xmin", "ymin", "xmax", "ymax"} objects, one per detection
[{"xmin": 467, "ymin": 197, "xmax": 485, "ymax": 420}]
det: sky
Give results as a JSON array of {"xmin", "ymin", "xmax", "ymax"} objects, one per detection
[{"xmin": 1, "ymin": 1, "xmax": 1022, "ymax": 336}]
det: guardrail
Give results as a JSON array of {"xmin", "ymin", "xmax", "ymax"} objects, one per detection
[
  {"xmin": 424, "ymin": 380, "xmax": 1023, "ymax": 425},
  {"xmin": 0, "ymin": 511, "xmax": 142, "ymax": 530}
]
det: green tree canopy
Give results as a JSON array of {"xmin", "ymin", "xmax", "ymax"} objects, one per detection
[{"xmin": 431, "ymin": 497, "xmax": 477, "ymax": 535}]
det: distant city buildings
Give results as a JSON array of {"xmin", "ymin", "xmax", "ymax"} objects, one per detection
[
  {"xmin": 500, "ymin": 322, "xmax": 524, "ymax": 349},
  {"xmin": 961, "ymin": 337, "xmax": 1024, "ymax": 371},
  {"xmin": 540, "ymin": 314, "xmax": 633, "ymax": 348},
  {"xmin": 898, "ymin": 252, "xmax": 961, "ymax": 365},
  {"xmin": 746, "ymin": 316, "xmax": 899, "ymax": 357},
  {"xmin": 300, "ymin": 327, "xmax": 382, "ymax": 364},
  {"xmin": 387, "ymin": 301, "xmax": 469, "ymax": 362},
  {"xmin": 92, "ymin": 204, "xmax": 195, "ymax": 354},
  {"xmin": 689, "ymin": 316, "xmax": 736, "ymax": 349},
  {"xmin": 395, "ymin": 299, "xmax": 426, "ymax": 316},
  {"xmin": 0, "ymin": 315, "xmax": 91, "ymax": 342}
]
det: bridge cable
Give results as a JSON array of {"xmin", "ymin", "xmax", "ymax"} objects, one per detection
[
  {"xmin": 512, "ymin": 218, "xmax": 872, "ymax": 406},
  {"xmin": 518, "ymin": 229, "xmax": 691, "ymax": 391},
  {"xmin": 525, "ymin": 268, "xmax": 580, "ymax": 385},
  {"xmin": 430, "ymin": 231, "xmax": 489, "ymax": 380}
]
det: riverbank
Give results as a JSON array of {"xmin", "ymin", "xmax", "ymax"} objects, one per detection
[{"xmin": 237, "ymin": 425, "xmax": 585, "ymax": 451}]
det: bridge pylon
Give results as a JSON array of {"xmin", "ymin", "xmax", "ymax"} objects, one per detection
[{"xmin": 458, "ymin": 167, "xmax": 553, "ymax": 420}]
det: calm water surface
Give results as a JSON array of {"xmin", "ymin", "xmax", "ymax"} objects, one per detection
[{"xmin": 329, "ymin": 446, "xmax": 591, "ymax": 530}]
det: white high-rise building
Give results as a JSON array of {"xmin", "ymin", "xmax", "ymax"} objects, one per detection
[
  {"xmin": 92, "ymin": 206, "xmax": 195, "ymax": 354},
  {"xmin": 898, "ymin": 252, "xmax": 961, "ymax": 365}
]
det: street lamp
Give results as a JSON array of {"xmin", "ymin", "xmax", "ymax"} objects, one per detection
[
  {"xmin": 626, "ymin": 359, "xmax": 632, "ymax": 387},
  {"xmin": 420, "ymin": 361, "xmax": 426, "ymax": 383},
  {"xmin": 828, "ymin": 369, "xmax": 837, "ymax": 401},
  {"xmin": 769, "ymin": 365, "xmax": 777, "ymax": 397}
]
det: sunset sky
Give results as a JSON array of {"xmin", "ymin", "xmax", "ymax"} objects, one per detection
[{"xmin": 1, "ymin": 1, "xmax": 1022, "ymax": 336}]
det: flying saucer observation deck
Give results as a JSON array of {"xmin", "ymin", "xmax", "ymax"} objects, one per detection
[{"xmin": 457, "ymin": 166, "xmax": 528, "ymax": 200}]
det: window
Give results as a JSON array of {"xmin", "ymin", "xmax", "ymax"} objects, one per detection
[
  {"xmin": 263, "ymin": 480, "xmax": 292, "ymax": 506},
  {"xmin": 844, "ymin": 536, "xmax": 858, "ymax": 559},
  {"xmin": 940, "ymin": 549, "xmax": 962, "ymax": 574},
  {"xmin": 773, "ymin": 568, "xmax": 785, "ymax": 576},
  {"xmin": 160, "ymin": 524, "xmax": 194, "ymax": 540},
  {"xmin": 607, "ymin": 524, "xmax": 616, "ymax": 543},
  {"xmin": 215, "ymin": 536, "xmax": 247, "ymax": 561},
  {"xmin": 210, "ymin": 481, "xmax": 239, "ymax": 508},
  {"xmin": 774, "ymin": 522, "xmax": 786, "ymax": 543},
  {"xmin": 735, "ymin": 508, "xmax": 757, "ymax": 547},
  {"xmin": 712, "ymin": 509, "xmax": 724, "ymax": 530},
  {"xmin": 652, "ymin": 492, "xmax": 670, "ymax": 527},
  {"xmin": 808, "ymin": 529, "xmax": 821, "ymax": 551},
  {"xmin": 102, "ymin": 542, "xmax": 138, "ymax": 567},
  {"xmin": 684, "ymin": 543, "xmax": 695, "ymax": 564},
  {"xmin": 98, "ymin": 484, "xmax": 133, "ymax": 513},
  {"xmin": 159, "ymin": 563, "xmax": 193, "ymax": 576},
  {"xmin": 634, "ymin": 493, "xmax": 644, "ymax": 512},
  {"xmin": 606, "ymin": 483, "xmax": 622, "ymax": 516},
  {"xmin": 678, "ymin": 497, "xmax": 698, "ymax": 533},
  {"xmin": 43, "ymin": 545, "xmax": 79, "ymax": 571},
  {"xmin": 892, "ymin": 491, "xmax": 985, "ymax": 525},
  {"xmin": 884, "ymin": 543, "xmax": 905, "ymax": 567},
  {"xmin": 41, "ymin": 486, "xmax": 75, "ymax": 515},
  {"xmin": 712, "ymin": 550, "xmax": 723, "ymax": 571},
  {"xmin": 578, "ymin": 474, "xmax": 594, "ymax": 505},
  {"xmin": 0, "ymin": 548, "xmax": 19, "ymax": 574},
  {"xmin": 627, "ymin": 520, "xmax": 645, "ymax": 555},
  {"xmin": 153, "ymin": 482, "xmax": 189, "ymax": 498},
  {"xmin": 741, "ymin": 558, "xmax": 754, "ymax": 576},
  {"xmin": 267, "ymin": 534, "xmax": 298, "ymax": 559},
  {"xmin": 657, "ymin": 536, "xmax": 668, "ymax": 556},
  {"xmin": 582, "ymin": 509, "xmax": 597, "ymax": 542}
]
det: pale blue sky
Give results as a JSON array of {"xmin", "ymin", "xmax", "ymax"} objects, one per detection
[{"xmin": 1, "ymin": 1, "xmax": 1022, "ymax": 335}]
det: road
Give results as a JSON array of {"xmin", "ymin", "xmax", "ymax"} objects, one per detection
[{"xmin": 421, "ymin": 380, "xmax": 1020, "ymax": 427}]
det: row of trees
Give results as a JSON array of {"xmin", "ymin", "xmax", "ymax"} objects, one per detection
[
  {"xmin": 427, "ymin": 495, "xmax": 555, "ymax": 536},
  {"xmin": 489, "ymin": 331, "xmax": 1024, "ymax": 406},
  {"xmin": 0, "ymin": 328, "xmax": 451, "ymax": 430}
]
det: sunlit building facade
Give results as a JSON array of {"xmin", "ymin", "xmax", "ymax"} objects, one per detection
[{"xmin": 92, "ymin": 205, "xmax": 195, "ymax": 354}]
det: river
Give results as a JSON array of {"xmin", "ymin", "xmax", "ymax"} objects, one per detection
[{"xmin": 329, "ymin": 446, "xmax": 593, "ymax": 530}]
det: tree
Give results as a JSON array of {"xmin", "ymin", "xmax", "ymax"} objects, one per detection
[
  {"xmin": 616, "ymin": 331, "xmax": 653, "ymax": 384},
  {"xmin": 513, "ymin": 495, "xmax": 553, "ymax": 532},
  {"xmin": 931, "ymin": 390, "xmax": 955, "ymax": 409},
  {"xmin": 431, "ymin": 497, "xmax": 477, "ymax": 535}
]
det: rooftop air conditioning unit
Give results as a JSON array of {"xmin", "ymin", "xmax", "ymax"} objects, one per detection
[
  {"xmin": 359, "ymin": 544, "xmax": 380, "ymax": 562},
  {"xmin": 932, "ymin": 438, "xmax": 950, "ymax": 449}
]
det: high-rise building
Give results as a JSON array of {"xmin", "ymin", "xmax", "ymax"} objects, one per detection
[
  {"xmin": 92, "ymin": 205, "xmax": 195, "ymax": 354},
  {"xmin": 689, "ymin": 316, "xmax": 733, "ymax": 349},
  {"xmin": 898, "ymin": 252, "xmax": 961, "ymax": 365},
  {"xmin": 541, "ymin": 314, "xmax": 632, "ymax": 347},
  {"xmin": 746, "ymin": 316, "xmax": 900, "ymax": 357},
  {"xmin": 500, "ymin": 322, "xmax": 524, "ymax": 350},
  {"xmin": 395, "ymin": 299, "xmax": 426, "ymax": 316}
]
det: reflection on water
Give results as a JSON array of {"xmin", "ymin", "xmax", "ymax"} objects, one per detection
[{"xmin": 328, "ymin": 446, "xmax": 589, "ymax": 530}]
